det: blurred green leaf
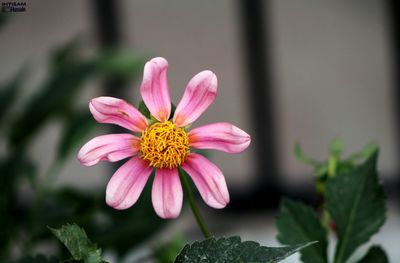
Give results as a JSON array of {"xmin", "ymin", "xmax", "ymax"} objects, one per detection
[
  {"xmin": 326, "ymin": 150, "xmax": 386, "ymax": 263},
  {"xmin": 96, "ymin": 50, "xmax": 146, "ymax": 78},
  {"xmin": 2, "ymin": 255, "xmax": 59, "ymax": 263},
  {"xmin": 329, "ymin": 138, "xmax": 344, "ymax": 157},
  {"xmin": 0, "ymin": 152, "xmax": 36, "ymax": 256},
  {"xmin": 90, "ymin": 178, "xmax": 166, "ymax": 255},
  {"xmin": 49, "ymin": 223, "xmax": 105, "ymax": 263},
  {"xmin": 276, "ymin": 198, "xmax": 328, "ymax": 263},
  {"xmin": 347, "ymin": 143, "xmax": 378, "ymax": 163},
  {"xmin": 9, "ymin": 46, "xmax": 147, "ymax": 149},
  {"xmin": 0, "ymin": 67, "xmax": 28, "ymax": 128},
  {"xmin": 9, "ymin": 61, "xmax": 98, "ymax": 149},
  {"xmin": 31, "ymin": 180, "xmax": 165, "ymax": 257},
  {"xmin": 175, "ymin": 237, "xmax": 316, "ymax": 263},
  {"xmin": 57, "ymin": 109, "xmax": 97, "ymax": 162},
  {"xmin": 357, "ymin": 246, "xmax": 389, "ymax": 263},
  {"xmin": 0, "ymin": 39, "xmax": 153, "ymax": 259},
  {"xmin": 154, "ymin": 235, "xmax": 185, "ymax": 263},
  {"xmin": 50, "ymin": 37, "xmax": 83, "ymax": 70},
  {"xmin": 294, "ymin": 143, "xmax": 320, "ymax": 167},
  {"xmin": 314, "ymin": 165, "xmax": 328, "ymax": 178}
]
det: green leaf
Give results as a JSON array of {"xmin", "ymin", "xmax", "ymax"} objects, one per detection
[
  {"xmin": 170, "ymin": 103, "xmax": 176, "ymax": 120},
  {"xmin": 276, "ymin": 198, "xmax": 328, "ymax": 263},
  {"xmin": 49, "ymin": 223, "xmax": 104, "ymax": 263},
  {"xmin": 325, "ymin": 151, "xmax": 386, "ymax": 263},
  {"xmin": 357, "ymin": 246, "xmax": 389, "ymax": 263},
  {"xmin": 154, "ymin": 235, "xmax": 185, "ymax": 263},
  {"xmin": 1, "ymin": 255, "xmax": 59, "ymax": 263},
  {"xmin": 138, "ymin": 100, "xmax": 151, "ymax": 119},
  {"xmin": 57, "ymin": 109, "xmax": 97, "ymax": 162},
  {"xmin": 174, "ymin": 236, "xmax": 316, "ymax": 263},
  {"xmin": 138, "ymin": 101, "xmax": 177, "ymax": 121}
]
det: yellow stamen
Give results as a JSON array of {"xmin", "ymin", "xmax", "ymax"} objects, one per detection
[{"xmin": 140, "ymin": 121, "xmax": 189, "ymax": 169}]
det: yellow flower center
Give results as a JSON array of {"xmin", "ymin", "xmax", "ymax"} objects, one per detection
[{"xmin": 140, "ymin": 121, "xmax": 189, "ymax": 169}]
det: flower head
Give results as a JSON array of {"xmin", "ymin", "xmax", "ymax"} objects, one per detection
[{"xmin": 78, "ymin": 57, "xmax": 251, "ymax": 218}]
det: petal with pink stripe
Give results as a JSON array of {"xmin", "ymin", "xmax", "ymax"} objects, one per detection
[
  {"xmin": 78, "ymin": 134, "xmax": 140, "ymax": 166},
  {"xmin": 152, "ymin": 168, "xmax": 183, "ymax": 219},
  {"xmin": 181, "ymin": 153, "xmax": 229, "ymax": 208},
  {"xmin": 189, "ymin": 122, "xmax": 251, "ymax": 153},
  {"xmin": 173, "ymin": 70, "xmax": 217, "ymax": 127},
  {"xmin": 140, "ymin": 57, "xmax": 171, "ymax": 122},
  {"xmin": 89, "ymin": 97, "xmax": 148, "ymax": 132},
  {"xmin": 106, "ymin": 156, "xmax": 153, "ymax": 210}
]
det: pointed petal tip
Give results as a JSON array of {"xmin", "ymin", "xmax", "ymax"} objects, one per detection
[
  {"xmin": 156, "ymin": 211, "xmax": 180, "ymax": 219},
  {"xmin": 77, "ymin": 134, "xmax": 139, "ymax": 166},
  {"xmin": 231, "ymin": 125, "xmax": 251, "ymax": 153},
  {"xmin": 181, "ymin": 153, "xmax": 230, "ymax": 209},
  {"xmin": 208, "ymin": 188, "xmax": 230, "ymax": 209},
  {"xmin": 89, "ymin": 96, "xmax": 148, "ymax": 132},
  {"xmin": 173, "ymin": 70, "xmax": 218, "ymax": 127},
  {"xmin": 188, "ymin": 123, "xmax": 251, "ymax": 154},
  {"xmin": 204, "ymin": 69, "xmax": 217, "ymax": 81},
  {"xmin": 149, "ymin": 57, "xmax": 168, "ymax": 67},
  {"xmin": 211, "ymin": 200, "xmax": 229, "ymax": 209},
  {"xmin": 141, "ymin": 57, "xmax": 171, "ymax": 122},
  {"xmin": 77, "ymin": 144, "xmax": 97, "ymax": 166},
  {"xmin": 106, "ymin": 198, "xmax": 127, "ymax": 210},
  {"xmin": 152, "ymin": 168, "xmax": 183, "ymax": 219},
  {"xmin": 90, "ymin": 96, "xmax": 119, "ymax": 107},
  {"xmin": 197, "ymin": 70, "xmax": 218, "ymax": 93},
  {"xmin": 77, "ymin": 152, "xmax": 94, "ymax": 166},
  {"xmin": 105, "ymin": 157, "xmax": 152, "ymax": 211}
]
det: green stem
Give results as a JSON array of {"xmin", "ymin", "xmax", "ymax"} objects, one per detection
[{"xmin": 179, "ymin": 168, "xmax": 211, "ymax": 239}]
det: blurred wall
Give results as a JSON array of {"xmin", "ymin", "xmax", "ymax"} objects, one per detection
[
  {"xmin": 0, "ymin": 0, "xmax": 397, "ymax": 191},
  {"xmin": 269, "ymin": 0, "xmax": 397, "ymax": 185}
]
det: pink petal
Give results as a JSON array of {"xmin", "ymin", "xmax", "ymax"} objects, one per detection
[
  {"xmin": 181, "ymin": 153, "xmax": 229, "ymax": 208},
  {"xmin": 140, "ymin": 57, "xmax": 171, "ymax": 122},
  {"xmin": 152, "ymin": 168, "xmax": 183, "ymax": 219},
  {"xmin": 90, "ymin": 97, "xmax": 148, "ymax": 132},
  {"xmin": 173, "ymin": 70, "xmax": 217, "ymax": 127},
  {"xmin": 106, "ymin": 156, "xmax": 153, "ymax": 210},
  {"xmin": 188, "ymin": 122, "xmax": 251, "ymax": 153},
  {"xmin": 78, "ymin": 134, "xmax": 140, "ymax": 166}
]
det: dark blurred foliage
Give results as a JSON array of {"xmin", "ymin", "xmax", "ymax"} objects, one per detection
[
  {"xmin": 0, "ymin": 13, "xmax": 9, "ymax": 29},
  {"xmin": 153, "ymin": 235, "xmax": 185, "ymax": 263},
  {"xmin": 0, "ymin": 30, "xmax": 168, "ymax": 261}
]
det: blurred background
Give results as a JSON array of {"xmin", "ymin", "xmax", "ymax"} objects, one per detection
[{"xmin": 1, "ymin": 0, "xmax": 400, "ymax": 262}]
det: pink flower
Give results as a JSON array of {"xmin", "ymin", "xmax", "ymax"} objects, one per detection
[{"xmin": 78, "ymin": 57, "xmax": 251, "ymax": 219}]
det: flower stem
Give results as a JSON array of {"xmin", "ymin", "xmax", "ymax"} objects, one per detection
[{"xmin": 178, "ymin": 168, "xmax": 211, "ymax": 239}]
